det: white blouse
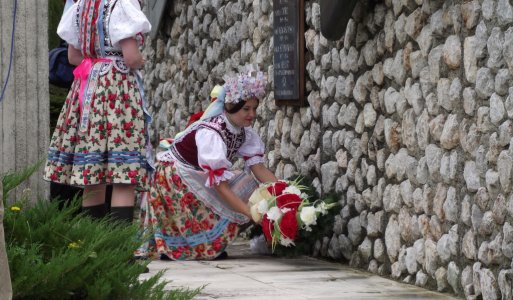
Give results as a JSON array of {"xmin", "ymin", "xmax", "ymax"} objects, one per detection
[
  {"xmin": 195, "ymin": 119, "xmax": 265, "ymax": 187},
  {"xmin": 57, "ymin": 0, "xmax": 151, "ymax": 50}
]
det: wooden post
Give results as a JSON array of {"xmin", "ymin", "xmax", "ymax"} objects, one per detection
[
  {"xmin": 0, "ymin": 0, "xmax": 49, "ymax": 203},
  {"xmin": 0, "ymin": 182, "xmax": 13, "ymax": 300}
]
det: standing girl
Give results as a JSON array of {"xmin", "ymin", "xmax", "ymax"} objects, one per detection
[{"xmin": 44, "ymin": 0, "xmax": 153, "ymax": 222}]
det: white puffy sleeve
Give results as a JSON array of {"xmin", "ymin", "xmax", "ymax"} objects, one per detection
[
  {"xmin": 196, "ymin": 128, "xmax": 235, "ymax": 187},
  {"xmin": 238, "ymin": 127, "xmax": 265, "ymax": 169},
  {"xmin": 56, "ymin": 2, "xmax": 80, "ymax": 49},
  {"xmin": 109, "ymin": 0, "xmax": 151, "ymax": 47}
]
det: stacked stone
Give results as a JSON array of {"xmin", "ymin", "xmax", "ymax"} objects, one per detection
[{"xmin": 142, "ymin": 0, "xmax": 513, "ymax": 298}]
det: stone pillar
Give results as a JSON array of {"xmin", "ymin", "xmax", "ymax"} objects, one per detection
[
  {"xmin": 0, "ymin": 182, "xmax": 12, "ymax": 300},
  {"xmin": 0, "ymin": 0, "xmax": 49, "ymax": 203}
]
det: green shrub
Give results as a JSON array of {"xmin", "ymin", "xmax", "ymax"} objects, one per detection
[{"xmin": 2, "ymin": 165, "xmax": 200, "ymax": 299}]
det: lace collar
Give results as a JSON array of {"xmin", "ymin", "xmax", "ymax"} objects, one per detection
[{"xmin": 221, "ymin": 113, "xmax": 242, "ymax": 134}]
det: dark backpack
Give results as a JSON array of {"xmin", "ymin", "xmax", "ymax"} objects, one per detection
[{"xmin": 49, "ymin": 41, "xmax": 75, "ymax": 88}]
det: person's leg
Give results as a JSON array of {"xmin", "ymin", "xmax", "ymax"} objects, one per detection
[
  {"xmin": 82, "ymin": 184, "xmax": 107, "ymax": 219},
  {"xmin": 110, "ymin": 184, "xmax": 135, "ymax": 223}
]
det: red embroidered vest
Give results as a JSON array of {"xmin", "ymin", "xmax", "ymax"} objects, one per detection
[{"xmin": 171, "ymin": 115, "xmax": 246, "ymax": 170}]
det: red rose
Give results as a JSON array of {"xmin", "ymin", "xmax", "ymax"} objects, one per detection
[
  {"xmin": 107, "ymin": 122, "xmax": 113, "ymax": 130},
  {"xmin": 212, "ymin": 238, "xmax": 222, "ymax": 251},
  {"xmin": 276, "ymin": 193, "xmax": 302, "ymax": 210},
  {"xmin": 113, "ymin": 136, "xmax": 121, "ymax": 144},
  {"xmin": 123, "ymin": 121, "xmax": 133, "ymax": 130},
  {"xmin": 131, "ymin": 108, "xmax": 137, "ymax": 116},
  {"xmin": 98, "ymin": 124, "xmax": 104, "ymax": 131},
  {"xmin": 155, "ymin": 239, "xmax": 165, "ymax": 248},
  {"xmin": 261, "ymin": 215, "xmax": 274, "ymax": 243},
  {"xmin": 130, "ymin": 178, "xmax": 136, "ymax": 184},
  {"xmin": 109, "ymin": 101, "xmax": 115, "ymax": 109},
  {"xmin": 171, "ymin": 250, "xmax": 182, "ymax": 259},
  {"xmin": 126, "ymin": 131, "xmax": 132, "ymax": 138},
  {"xmin": 122, "ymin": 93, "xmax": 130, "ymax": 101},
  {"xmin": 191, "ymin": 222, "xmax": 201, "ymax": 233},
  {"xmin": 195, "ymin": 244, "xmax": 205, "ymax": 252},
  {"xmin": 267, "ymin": 181, "xmax": 288, "ymax": 196},
  {"xmin": 108, "ymin": 93, "xmax": 117, "ymax": 101},
  {"xmin": 115, "ymin": 108, "xmax": 122, "ymax": 115},
  {"xmin": 182, "ymin": 192, "xmax": 194, "ymax": 205},
  {"xmin": 201, "ymin": 219, "xmax": 210, "ymax": 230},
  {"xmin": 50, "ymin": 173, "xmax": 58, "ymax": 181},
  {"xmin": 278, "ymin": 210, "xmax": 298, "ymax": 240},
  {"xmin": 125, "ymin": 102, "xmax": 130, "ymax": 109},
  {"xmin": 171, "ymin": 174, "xmax": 182, "ymax": 188},
  {"xmin": 184, "ymin": 219, "xmax": 192, "ymax": 228}
]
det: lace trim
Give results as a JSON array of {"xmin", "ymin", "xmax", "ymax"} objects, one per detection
[
  {"xmin": 156, "ymin": 150, "xmax": 175, "ymax": 162},
  {"xmin": 244, "ymin": 156, "xmax": 264, "ymax": 170},
  {"xmin": 210, "ymin": 170, "xmax": 235, "ymax": 187}
]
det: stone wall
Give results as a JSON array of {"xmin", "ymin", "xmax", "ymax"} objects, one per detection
[{"xmin": 143, "ymin": 0, "xmax": 513, "ymax": 298}]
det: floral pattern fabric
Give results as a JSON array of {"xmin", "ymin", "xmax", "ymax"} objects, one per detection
[
  {"xmin": 136, "ymin": 161, "xmax": 239, "ymax": 260},
  {"xmin": 44, "ymin": 68, "xmax": 150, "ymax": 190}
]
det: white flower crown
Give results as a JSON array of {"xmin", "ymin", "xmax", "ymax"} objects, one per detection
[{"xmin": 222, "ymin": 68, "xmax": 267, "ymax": 104}]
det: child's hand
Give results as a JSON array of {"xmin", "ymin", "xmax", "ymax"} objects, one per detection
[{"xmin": 120, "ymin": 38, "xmax": 144, "ymax": 69}]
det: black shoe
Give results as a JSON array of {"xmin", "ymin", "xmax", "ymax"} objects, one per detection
[
  {"xmin": 82, "ymin": 204, "xmax": 107, "ymax": 219},
  {"xmin": 160, "ymin": 254, "xmax": 172, "ymax": 261},
  {"xmin": 110, "ymin": 206, "xmax": 134, "ymax": 223},
  {"xmin": 214, "ymin": 251, "xmax": 228, "ymax": 260}
]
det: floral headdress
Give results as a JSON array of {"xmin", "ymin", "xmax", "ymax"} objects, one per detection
[
  {"xmin": 223, "ymin": 66, "xmax": 267, "ymax": 104},
  {"xmin": 171, "ymin": 66, "xmax": 267, "ymax": 141}
]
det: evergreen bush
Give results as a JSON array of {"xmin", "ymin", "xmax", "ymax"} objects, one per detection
[{"xmin": 2, "ymin": 165, "xmax": 200, "ymax": 299}]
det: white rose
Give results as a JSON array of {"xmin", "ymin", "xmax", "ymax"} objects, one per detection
[
  {"xmin": 299, "ymin": 206, "xmax": 317, "ymax": 226},
  {"xmin": 250, "ymin": 205, "xmax": 262, "ymax": 223},
  {"xmin": 315, "ymin": 202, "xmax": 328, "ymax": 215},
  {"xmin": 257, "ymin": 199, "xmax": 269, "ymax": 214},
  {"xmin": 249, "ymin": 186, "xmax": 273, "ymax": 205},
  {"xmin": 279, "ymin": 236, "xmax": 295, "ymax": 247},
  {"xmin": 283, "ymin": 185, "xmax": 301, "ymax": 195},
  {"xmin": 266, "ymin": 206, "xmax": 283, "ymax": 221}
]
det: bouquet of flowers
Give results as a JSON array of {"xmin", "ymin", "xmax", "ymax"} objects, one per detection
[{"xmin": 248, "ymin": 179, "xmax": 335, "ymax": 251}]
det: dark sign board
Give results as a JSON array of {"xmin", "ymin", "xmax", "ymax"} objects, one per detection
[{"xmin": 273, "ymin": 0, "xmax": 305, "ymax": 106}]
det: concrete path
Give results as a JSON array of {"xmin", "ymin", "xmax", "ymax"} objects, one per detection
[{"xmin": 141, "ymin": 239, "xmax": 460, "ymax": 300}]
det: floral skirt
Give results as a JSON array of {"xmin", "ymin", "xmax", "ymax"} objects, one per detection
[
  {"xmin": 136, "ymin": 161, "xmax": 240, "ymax": 260},
  {"xmin": 44, "ymin": 66, "xmax": 150, "ymax": 190}
]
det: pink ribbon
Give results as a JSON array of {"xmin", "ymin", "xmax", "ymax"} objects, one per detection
[{"xmin": 73, "ymin": 57, "xmax": 110, "ymax": 113}]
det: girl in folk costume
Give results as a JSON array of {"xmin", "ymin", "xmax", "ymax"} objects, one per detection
[
  {"xmin": 44, "ymin": 0, "xmax": 154, "ymax": 221},
  {"xmin": 137, "ymin": 69, "xmax": 278, "ymax": 260}
]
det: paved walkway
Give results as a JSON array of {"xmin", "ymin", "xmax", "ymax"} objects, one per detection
[{"xmin": 141, "ymin": 239, "xmax": 459, "ymax": 300}]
